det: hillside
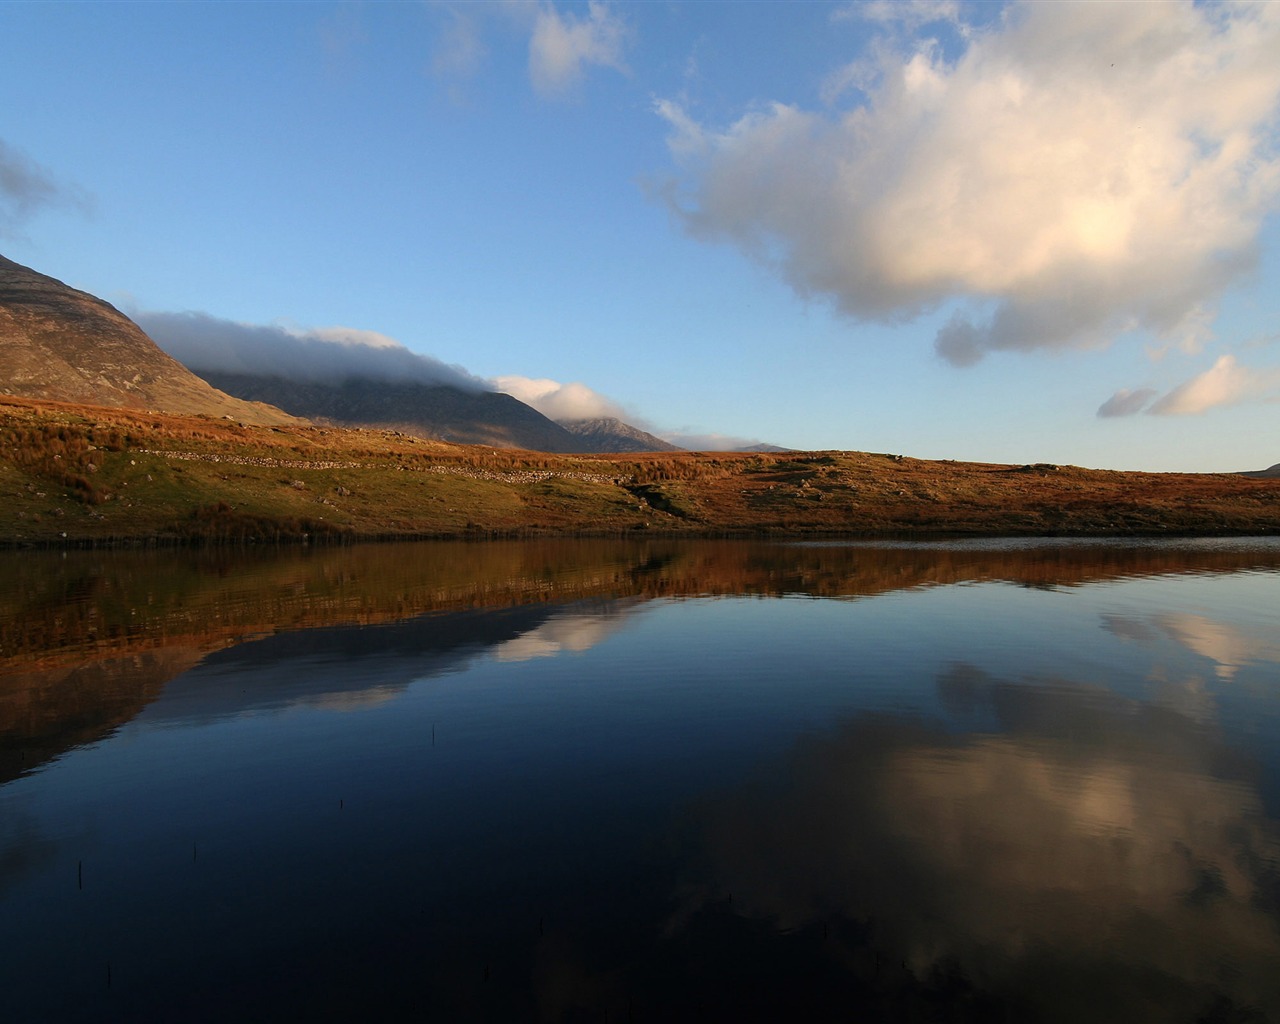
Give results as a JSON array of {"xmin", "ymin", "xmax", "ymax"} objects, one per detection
[
  {"xmin": 0, "ymin": 255, "xmax": 297, "ymax": 425},
  {"xmin": 2, "ymin": 396, "xmax": 1277, "ymax": 545},
  {"xmin": 1242, "ymin": 463, "xmax": 1280, "ymax": 479}
]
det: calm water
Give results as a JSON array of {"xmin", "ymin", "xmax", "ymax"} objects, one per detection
[{"xmin": 2, "ymin": 538, "xmax": 1279, "ymax": 1022}]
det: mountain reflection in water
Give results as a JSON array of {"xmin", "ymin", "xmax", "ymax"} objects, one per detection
[{"xmin": 1, "ymin": 538, "xmax": 1279, "ymax": 1022}]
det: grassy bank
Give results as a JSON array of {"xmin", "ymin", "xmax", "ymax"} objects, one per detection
[{"xmin": 2, "ymin": 396, "xmax": 1277, "ymax": 545}]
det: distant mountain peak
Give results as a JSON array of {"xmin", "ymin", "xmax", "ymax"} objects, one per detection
[{"xmin": 556, "ymin": 417, "xmax": 683, "ymax": 453}]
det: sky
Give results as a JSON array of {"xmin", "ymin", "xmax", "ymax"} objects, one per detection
[{"xmin": 1, "ymin": 0, "xmax": 1278, "ymax": 471}]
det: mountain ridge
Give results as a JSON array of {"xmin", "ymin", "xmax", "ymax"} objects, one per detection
[{"xmin": 195, "ymin": 372, "xmax": 588, "ymax": 452}]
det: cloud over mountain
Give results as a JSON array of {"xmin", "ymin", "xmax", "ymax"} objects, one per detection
[
  {"xmin": 136, "ymin": 310, "xmax": 486, "ymax": 391},
  {"xmin": 658, "ymin": 1, "xmax": 1280, "ymax": 366},
  {"xmin": 493, "ymin": 374, "xmax": 627, "ymax": 421}
]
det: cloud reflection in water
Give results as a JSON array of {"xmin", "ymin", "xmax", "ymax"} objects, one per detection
[{"xmin": 682, "ymin": 667, "xmax": 1280, "ymax": 1023}]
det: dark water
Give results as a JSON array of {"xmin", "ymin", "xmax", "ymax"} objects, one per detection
[{"xmin": 2, "ymin": 538, "xmax": 1279, "ymax": 1022}]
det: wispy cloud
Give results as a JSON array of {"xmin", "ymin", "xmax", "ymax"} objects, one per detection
[
  {"xmin": 316, "ymin": 3, "xmax": 369, "ymax": 76},
  {"xmin": 657, "ymin": 1, "xmax": 1280, "ymax": 366},
  {"xmin": 428, "ymin": 3, "xmax": 487, "ymax": 84},
  {"xmin": 1147, "ymin": 355, "xmax": 1280, "ymax": 416},
  {"xmin": 840, "ymin": 0, "xmax": 964, "ymax": 32},
  {"xmin": 427, "ymin": 1, "xmax": 627, "ymax": 99},
  {"xmin": 0, "ymin": 138, "xmax": 91, "ymax": 237},
  {"xmin": 1096, "ymin": 388, "xmax": 1158, "ymax": 419},
  {"xmin": 1100, "ymin": 354, "xmax": 1280, "ymax": 418},
  {"xmin": 137, "ymin": 310, "xmax": 485, "ymax": 390},
  {"xmin": 529, "ymin": 0, "xmax": 627, "ymax": 96},
  {"xmin": 492, "ymin": 374, "xmax": 626, "ymax": 421}
]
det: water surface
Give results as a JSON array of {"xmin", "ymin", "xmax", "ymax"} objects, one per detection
[{"xmin": 2, "ymin": 539, "xmax": 1279, "ymax": 1021}]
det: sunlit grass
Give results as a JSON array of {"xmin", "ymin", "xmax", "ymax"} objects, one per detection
[{"xmin": 1, "ymin": 396, "xmax": 1276, "ymax": 546}]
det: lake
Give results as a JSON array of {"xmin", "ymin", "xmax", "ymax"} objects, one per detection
[{"xmin": 2, "ymin": 538, "xmax": 1279, "ymax": 1022}]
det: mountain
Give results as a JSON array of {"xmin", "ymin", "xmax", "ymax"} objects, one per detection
[
  {"xmin": 557, "ymin": 417, "xmax": 683, "ymax": 453},
  {"xmin": 196, "ymin": 372, "xmax": 588, "ymax": 452},
  {"xmin": 734, "ymin": 443, "xmax": 792, "ymax": 453},
  {"xmin": 0, "ymin": 255, "xmax": 297, "ymax": 424},
  {"xmin": 194, "ymin": 375, "xmax": 688, "ymax": 454}
]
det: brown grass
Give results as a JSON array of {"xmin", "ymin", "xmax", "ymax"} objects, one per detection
[{"xmin": 0, "ymin": 395, "xmax": 1276, "ymax": 545}]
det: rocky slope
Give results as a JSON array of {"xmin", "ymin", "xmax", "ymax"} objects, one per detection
[{"xmin": 0, "ymin": 255, "xmax": 297, "ymax": 424}]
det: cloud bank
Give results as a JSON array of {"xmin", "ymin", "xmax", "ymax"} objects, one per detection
[
  {"xmin": 137, "ymin": 311, "xmax": 486, "ymax": 390},
  {"xmin": 1099, "ymin": 355, "xmax": 1280, "ymax": 417},
  {"xmin": 492, "ymin": 374, "xmax": 627, "ymax": 421},
  {"xmin": 658, "ymin": 1, "xmax": 1280, "ymax": 365},
  {"xmin": 661, "ymin": 431, "xmax": 775, "ymax": 453}
]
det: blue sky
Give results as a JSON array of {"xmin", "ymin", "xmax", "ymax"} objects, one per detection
[{"xmin": 2, "ymin": 1, "xmax": 1278, "ymax": 471}]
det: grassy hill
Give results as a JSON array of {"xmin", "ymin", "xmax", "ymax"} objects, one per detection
[{"xmin": 2, "ymin": 396, "xmax": 1277, "ymax": 545}]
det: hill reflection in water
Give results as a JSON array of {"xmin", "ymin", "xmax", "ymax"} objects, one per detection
[{"xmin": 1, "ymin": 539, "xmax": 1279, "ymax": 1021}]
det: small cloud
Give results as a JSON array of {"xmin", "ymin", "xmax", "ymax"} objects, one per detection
[
  {"xmin": 0, "ymin": 138, "xmax": 91, "ymax": 237},
  {"xmin": 136, "ymin": 310, "xmax": 485, "ymax": 390},
  {"xmin": 529, "ymin": 0, "xmax": 627, "ymax": 96},
  {"xmin": 492, "ymin": 374, "xmax": 626, "ymax": 421},
  {"xmin": 1097, "ymin": 387, "xmax": 1158, "ymax": 418}
]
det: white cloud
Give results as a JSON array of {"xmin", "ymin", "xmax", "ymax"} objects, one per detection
[
  {"xmin": 137, "ymin": 310, "xmax": 485, "ymax": 390},
  {"xmin": 658, "ymin": 1, "xmax": 1280, "ymax": 365},
  {"xmin": 529, "ymin": 1, "xmax": 627, "ymax": 96},
  {"xmin": 1147, "ymin": 354, "xmax": 1280, "ymax": 416},
  {"xmin": 492, "ymin": 374, "xmax": 625, "ymax": 421}
]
